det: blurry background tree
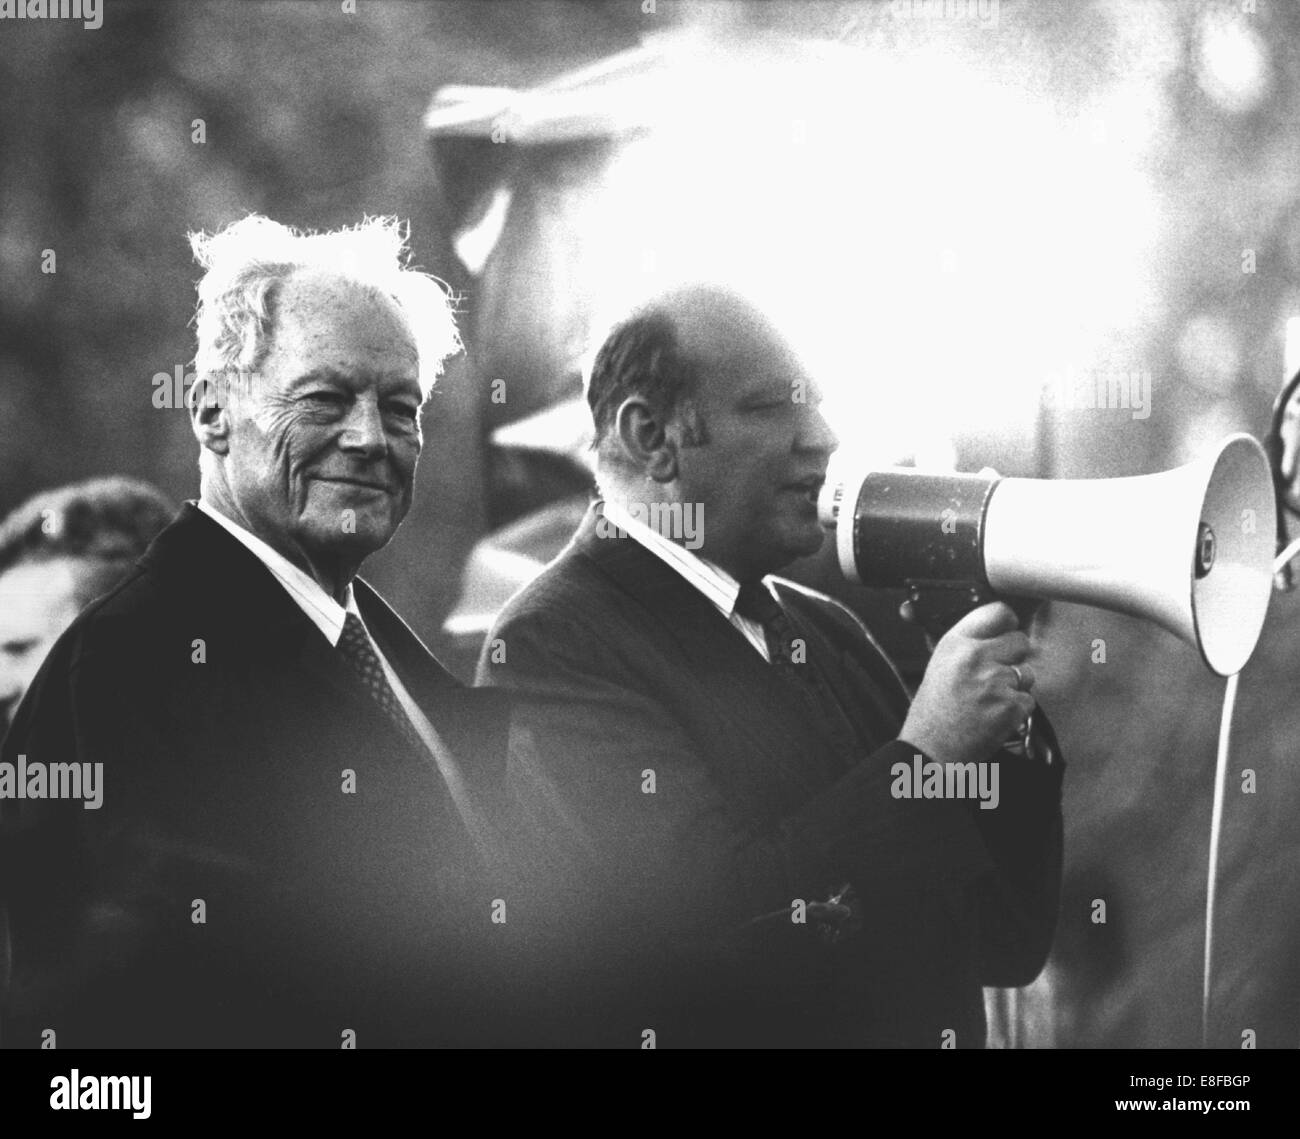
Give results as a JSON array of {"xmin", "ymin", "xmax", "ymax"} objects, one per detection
[{"xmin": 3, "ymin": 0, "xmax": 1300, "ymax": 1048}]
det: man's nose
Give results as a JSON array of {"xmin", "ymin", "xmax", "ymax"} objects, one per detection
[
  {"xmin": 338, "ymin": 393, "xmax": 388, "ymax": 457},
  {"xmin": 797, "ymin": 403, "xmax": 839, "ymax": 455}
]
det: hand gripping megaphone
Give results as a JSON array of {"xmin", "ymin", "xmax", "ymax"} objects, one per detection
[{"xmin": 816, "ymin": 434, "xmax": 1276, "ymax": 677}]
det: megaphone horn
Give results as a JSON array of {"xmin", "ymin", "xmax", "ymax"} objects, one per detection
[{"xmin": 817, "ymin": 434, "xmax": 1276, "ymax": 677}]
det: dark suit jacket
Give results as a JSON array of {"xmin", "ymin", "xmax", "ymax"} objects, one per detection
[
  {"xmin": 476, "ymin": 503, "xmax": 1064, "ymax": 1048},
  {"xmin": 0, "ymin": 503, "xmax": 511, "ymax": 1048}
]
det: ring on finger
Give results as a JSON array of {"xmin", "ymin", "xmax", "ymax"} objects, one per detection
[{"xmin": 1009, "ymin": 664, "xmax": 1026, "ymax": 691}]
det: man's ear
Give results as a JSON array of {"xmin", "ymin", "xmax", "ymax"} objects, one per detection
[
  {"xmin": 189, "ymin": 373, "xmax": 232, "ymax": 456},
  {"xmin": 614, "ymin": 396, "xmax": 678, "ymax": 483}
]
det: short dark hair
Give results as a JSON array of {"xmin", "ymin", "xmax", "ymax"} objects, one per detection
[
  {"xmin": 586, "ymin": 307, "xmax": 707, "ymax": 454},
  {"xmin": 0, "ymin": 477, "xmax": 175, "ymax": 605}
]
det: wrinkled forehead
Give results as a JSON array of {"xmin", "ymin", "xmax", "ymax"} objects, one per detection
[{"xmin": 270, "ymin": 268, "xmax": 420, "ymax": 369}]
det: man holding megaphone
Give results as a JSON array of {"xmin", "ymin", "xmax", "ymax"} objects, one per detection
[{"xmin": 478, "ymin": 284, "xmax": 1066, "ymax": 1048}]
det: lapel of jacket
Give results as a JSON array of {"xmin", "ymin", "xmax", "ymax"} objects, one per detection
[
  {"xmin": 570, "ymin": 502, "xmax": 848, "ymax": 792},
  {"xmin": 358, "ymin": 580, "xmax": 509, "ymax": 797},
  {"xmin": 772, "ymin": 579, "xmax": 912, "ymax": 736},
  {"xmin": 138, "ymin": 504, "xmax": 463, "ymax": 766},
  {"xmin": 133, "ymin": 504, "xmax": 512, "ymax": 889}
]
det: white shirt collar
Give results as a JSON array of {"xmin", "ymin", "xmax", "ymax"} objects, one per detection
[
  {"xmin": 193, "ymin": 503, "xmax": 471, "ymax": 791},
  {"xmin": 600, "ymin": 498, "xmax": 743, "ymax": 620},
  {"xmin": 196, "ymin": 500, "xmax": 357, "ymax": 646}
]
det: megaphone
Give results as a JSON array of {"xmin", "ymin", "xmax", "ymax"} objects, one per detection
[{"xmin": 816, "ymin": 434, "xmax": 1276, "ymax": 677}]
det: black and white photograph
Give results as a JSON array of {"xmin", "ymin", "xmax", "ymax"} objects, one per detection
[{"xmin": 1, "ymin": 0, "xmax": 1297, "ymax": 1119}]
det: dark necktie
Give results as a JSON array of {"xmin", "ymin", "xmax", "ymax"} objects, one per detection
[
  {"xmin": 337, "ymin": 611, "xmax": 429, "ymax": 759},
  {"xmin": 734, "ymin": 580, "xmax": 867, "ymax": 764},
  {"xmin": 735, "ymin": 580, "xmax": 803, "ymax": 676},
  {"xmin": 735, "ymin": 580, "xmax": 866, "ymax": 940}
]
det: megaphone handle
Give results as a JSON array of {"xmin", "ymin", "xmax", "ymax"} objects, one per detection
[
  {"xmin": 908, "ymin": 582, "xmax": 1056, "ymax": 765},
  {"xmin": 907, "ymin": 583, "xmax": 995, "ymax": 639}
]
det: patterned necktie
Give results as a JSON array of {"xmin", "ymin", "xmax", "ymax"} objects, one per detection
[{"xmin": 336, "ymin": 611, "xmax": 429, "ymax": 759}]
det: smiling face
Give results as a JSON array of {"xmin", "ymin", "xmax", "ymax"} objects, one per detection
[
  {"xmin": 200, "ymin": 270, "xmax": 423, "ymax": 585},
  {"xmin": 669, "ymin": 302, "xmax": 838, "ymax": 581}
]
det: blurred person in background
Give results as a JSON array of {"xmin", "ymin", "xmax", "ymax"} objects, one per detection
[{"xmin": 0, "ymin": 477, "xmax": 175, "ymax": 740}]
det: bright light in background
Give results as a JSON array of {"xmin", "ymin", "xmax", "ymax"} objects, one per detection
[
  {"xmin": 573, "ymin": 32, "xmax": 1162, "ymax": 472},
  {"xmin": 1177, "ymin": 313, "xmax": 1241, "ymax": 397},
  {"xmin": 1196, "ymin": 7, "xmax": 1271, "ymax": 115}
]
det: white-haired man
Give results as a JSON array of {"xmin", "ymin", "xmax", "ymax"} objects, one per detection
[{"xmin": 0, "ymin": 216, "xmax": 513, "ymax": 1048}]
